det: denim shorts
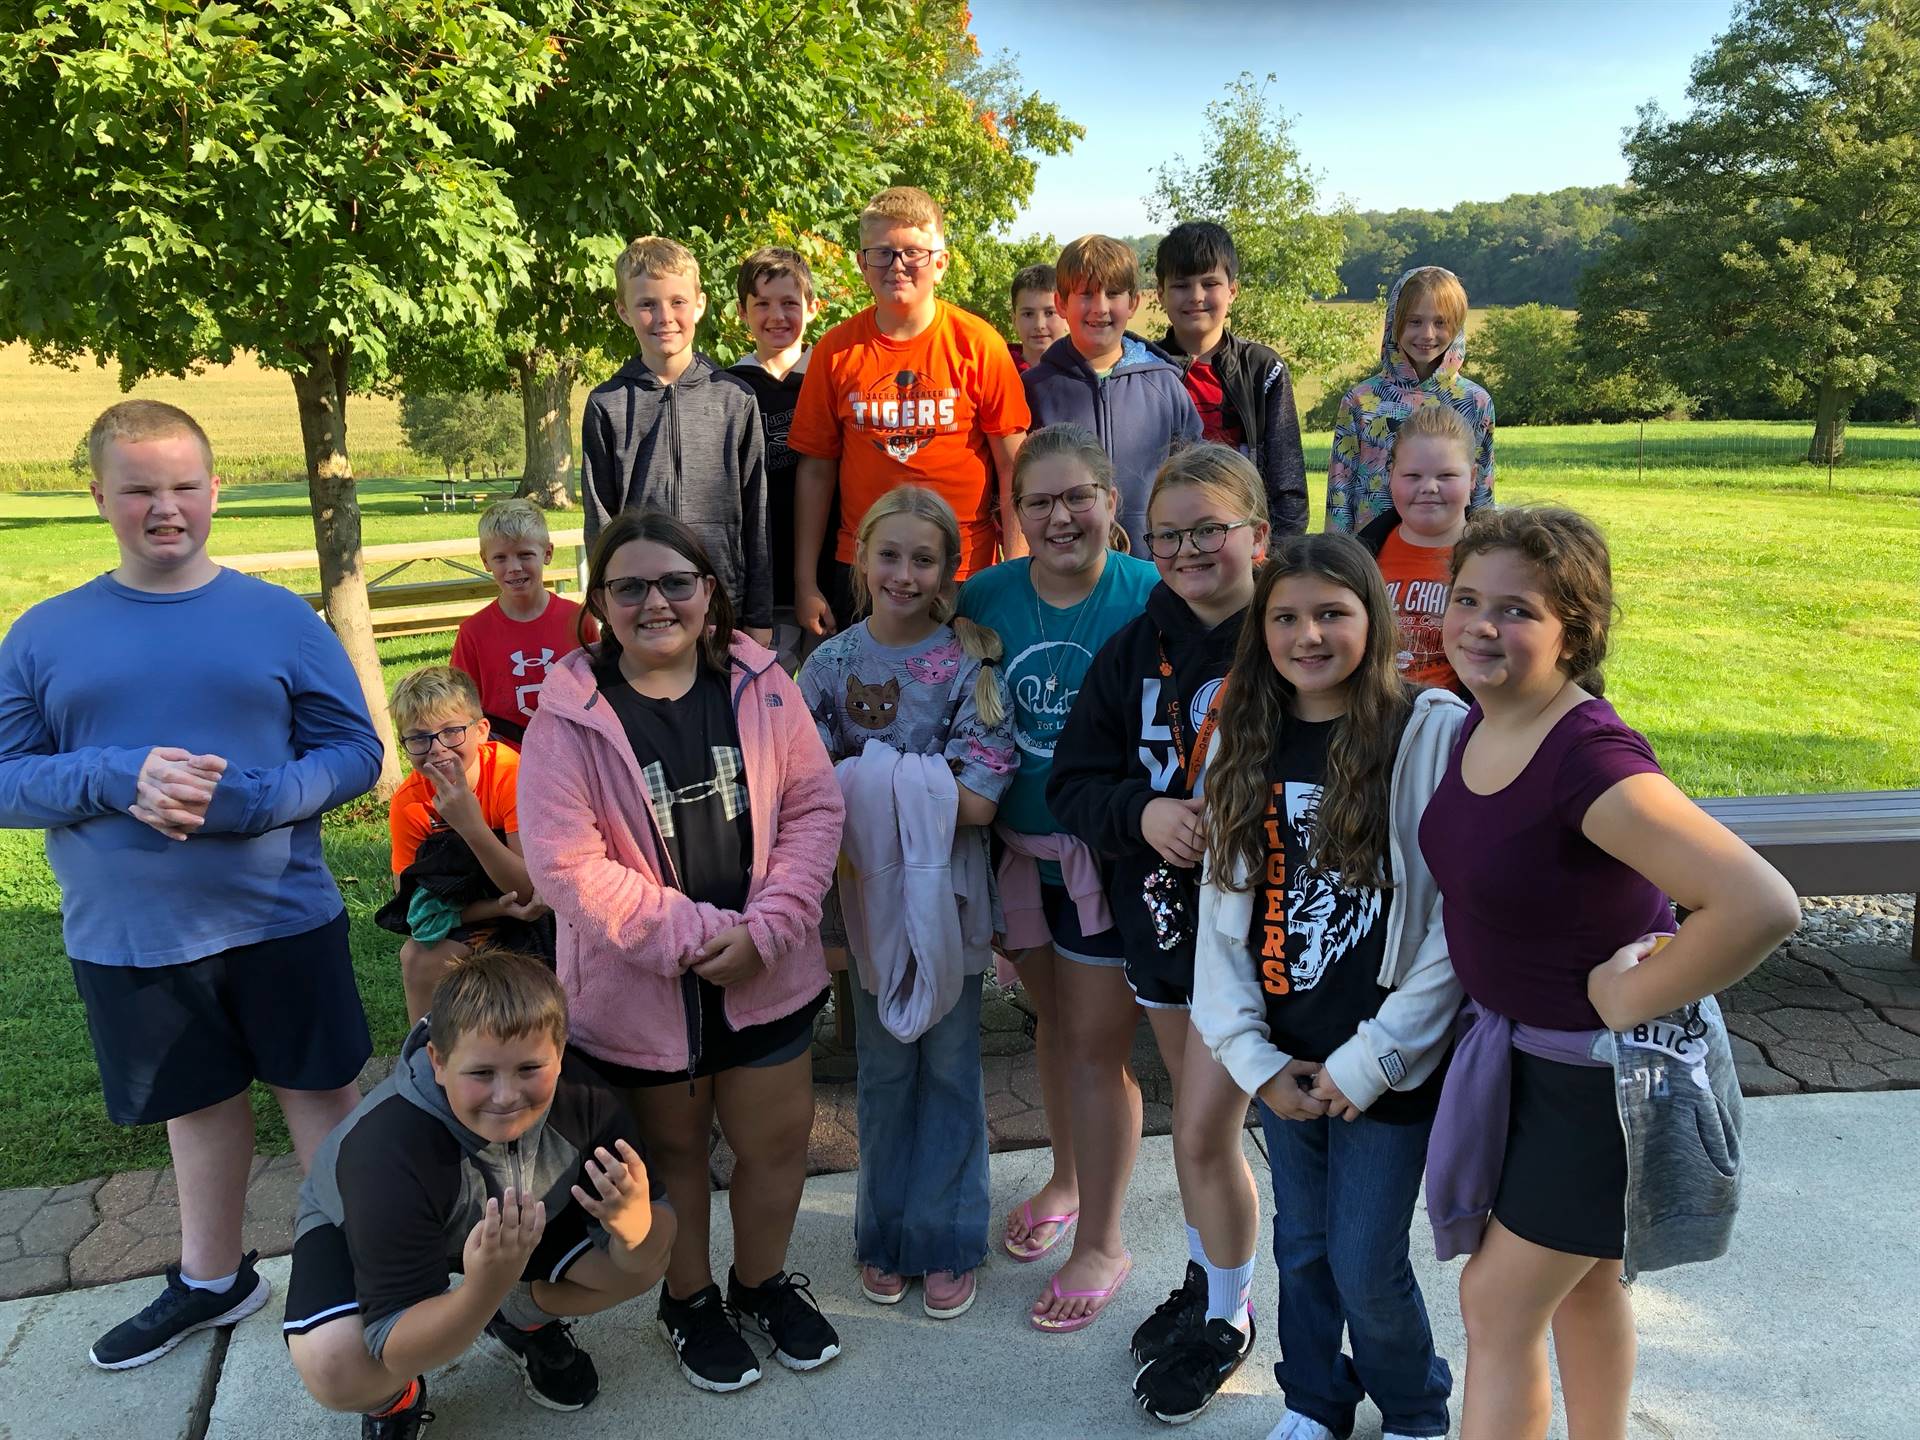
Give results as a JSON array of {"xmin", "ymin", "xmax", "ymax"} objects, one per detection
[{"xmin": 1036, "ymin": 882, "xmax": 1125, "ymax": 968}]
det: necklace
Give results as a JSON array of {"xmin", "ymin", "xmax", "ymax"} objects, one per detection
[{"xmin": 1030, "ymin": 559, "xmax": 1108, "ymax": 697}]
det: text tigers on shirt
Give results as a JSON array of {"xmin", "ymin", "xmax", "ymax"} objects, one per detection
[{"xmin": 1258, "ymin": 780, "xmax": 1291, "ymax": 995}]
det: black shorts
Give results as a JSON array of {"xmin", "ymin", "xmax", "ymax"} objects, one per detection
[
  {"xmin": 1037, "ymin": 881, "xmax": 1127, "ymax": 968},
  {"xmin": 282, "ymin": 1206, "xmax": 601, "ymax": 1341},
  {"xmin": 581, "ymin": 985, "xmax": 829, "ymax": 1089},
  {"xmin": 1492, "ymin": 1049, "xmax": 1627, "ymax": 1260},
  {"xmin": 70, "ymin": 910, "xmax": 371, "ymax": 1127}
]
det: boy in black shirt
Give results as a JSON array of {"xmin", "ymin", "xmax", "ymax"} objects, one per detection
[{"xmin": 284, "ymin": 950, "xmax": 673, "ymax": 1436}]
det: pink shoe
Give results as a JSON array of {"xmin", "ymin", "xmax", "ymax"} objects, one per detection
[
  {"xmin": 1002, "ymin": 1198, "xmax": 1079, "ymax": 1263},
  {"xmin": 860, "ymin": 1265, "xmax": 907, "ymax": 1305},
  {"xmin": 1029, "ymin": 1251, "xmax": 1132, "ymax": 1333},
  {"xmin": 922, "ymin": 1269, "xmax": 976, "ymax": 1320}
]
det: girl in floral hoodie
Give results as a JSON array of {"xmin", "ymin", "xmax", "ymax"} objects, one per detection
[
  {"xmin": 1326, "ymin": 266, "xmax": 1494, "ymax": 534},
  {"xmin": 518, "ymin": 510, "xmax": 844, "ymax": 1396}
]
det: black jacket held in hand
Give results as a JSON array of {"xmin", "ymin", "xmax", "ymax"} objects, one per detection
[
  {"xmin": 1159, "ymin": 329, "xmax": 1309, "ymax": 538},
  {"xmin": 1046, "ymin": 582, "xmax": 1246, "ymax": 972},
  {"xmin": 579, "ymin": 352, "xmax": 773, "ymax": 627}
]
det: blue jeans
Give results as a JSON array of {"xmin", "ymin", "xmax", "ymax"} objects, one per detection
[
  {"xmin": 850, "ymin": 971, "xmax": 990, "ymax": 1276},
  {"xmin": 1257, "ymin": 1100, "xmax": 1452, "ymax": 1439}
]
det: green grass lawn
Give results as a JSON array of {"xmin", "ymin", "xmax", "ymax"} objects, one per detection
[{"xmin": 0, "ymin": 441, "xmax": 1915, "ymax": 1188}]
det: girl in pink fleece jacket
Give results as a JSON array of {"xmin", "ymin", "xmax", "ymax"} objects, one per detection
[{"xmin": 518, "ymin": 510, "xmax": 843, "ymax": 1395}]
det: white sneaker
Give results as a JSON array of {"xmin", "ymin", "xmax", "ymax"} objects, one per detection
[{"xmin": 1264, "ymin": 1410, "xmax": 1337, "ymax": 1440}]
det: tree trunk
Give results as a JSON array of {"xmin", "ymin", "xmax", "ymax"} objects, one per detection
[
  {"xmin": 291, "ymin": 344, "xmax": 403, "ymax": 799},
  {"xmin": 513, "ymin": 349, "xmax": 578, "ymax": 508},
  {"xmin": 1807, "ymin": 379, "xmax": 1855, "ymax": 465}
]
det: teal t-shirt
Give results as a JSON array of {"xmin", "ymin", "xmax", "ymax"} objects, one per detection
[{"xmin": 956, "ymin": 552, "xmax": 1159, "ymax": 841}]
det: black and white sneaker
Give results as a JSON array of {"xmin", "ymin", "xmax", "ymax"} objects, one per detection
[
  {"xmin": 362, "ymin": 1377, "xmax": 434, "ymax": 1440},
  {"xmin": 728, "ymin": 1268, "xmax": 841, "ymax": 1371},
  {"xmin": 1130, "ymin": 1260, "xmax": 1206, "ymax": 1367},
  {"xmin": 1133, "ymin": 1313, "xmax": 1258, "ymax": 1425},
  {"xmin": 88, "ymin": 1251, "xmax": 269, "ymax": 1370},
  {"xmin": 483, "ymin": 1313, "xmax": 599, "ymax": 1411},
  {"xmin": 657, "ymin": 1283, "xmax": 763, "ymax": 1392}
]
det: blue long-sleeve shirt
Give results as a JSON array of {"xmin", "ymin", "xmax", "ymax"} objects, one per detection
[{"xmin": 0, "ymin": 569, "xmax": 385, "ymax": 966}]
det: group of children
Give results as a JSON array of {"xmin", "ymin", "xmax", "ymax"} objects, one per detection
[{"xmin": 0, "ymin": 178, "xmax": 1806, "ymax": 1440}]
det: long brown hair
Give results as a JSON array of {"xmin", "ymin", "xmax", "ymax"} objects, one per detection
[
  {"xmin": 1450, "ymin": 505, "xmax": 1614, "ymax": 696},
  {"xmin": 1206, "ymin": 533, "xmax": 1412, "ymax": 891},
  {"xmin": 851, "ymin": 485, "xmax": 1006, "ymax": 727},
  {"xmin": 579, "ymin": 509, "xmax": 735, "ymax": 674}
]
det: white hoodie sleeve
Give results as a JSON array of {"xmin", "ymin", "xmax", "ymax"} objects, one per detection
[{"xmin": 1191, "ymin": 868, "xmax": 1293, "ymax": 1098}]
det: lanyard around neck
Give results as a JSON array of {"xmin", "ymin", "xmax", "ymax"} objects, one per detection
[{"xmin": 1157, "ymin": 637, "xmax": 1227, "ymax": 787}]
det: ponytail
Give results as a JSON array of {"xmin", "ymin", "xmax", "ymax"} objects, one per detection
[
  {"xmin": 1107, "ymin": 520, "xmax": 1132, "ymax": 554},
  {"xmin": 951, "ymin": 615, "xmax": 1006, "ymax": 728}
]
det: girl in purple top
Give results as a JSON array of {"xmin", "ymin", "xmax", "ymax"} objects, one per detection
[{"xmin": 1420, "ymin": 507, "xmax": 1798, "ymax": 1440}]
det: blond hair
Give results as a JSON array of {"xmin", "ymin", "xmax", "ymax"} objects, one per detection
[
  {"xmin": 859, "ymin": 186, "xmax": 945, "ymax": 239},
  {"xmin": 87, "ymin": 399, "xmax": 213, "ymax": 479},
  {"xmin": 614, "ymin": 235, "xmax": 701, "ymax": 295},
  {"xmin": 1054, "ymin": 234, "xmax": 1139, "ymax": 297},
  {"xmin": 1394, "ymin": 267, "xmax": 1469, "ymax": 348},
  {"xmin": 852, "ymin": 486, "xmax": 1006, "ymax": 728},
  {"xmin": 1012, "ymin": 423, "xmax": 1131, "ymax": 554},
  {"xmin": 391, "ymin": 665, "xmax": 483, "ymax": 737},
  {"xmin": 429, "ymin": 947, "xmax": 568, "ymax": 1057},
  {"xmin": 477, "ymin": 497, "xmax": 550, "ymax": 553},
  {"xmin": 1389, "ymin": 402, "xmax": 1475, "ymax": 470},
  {"xmin": 1148, "ymin": 442, "xmax": 1268, "ymax": 527}
]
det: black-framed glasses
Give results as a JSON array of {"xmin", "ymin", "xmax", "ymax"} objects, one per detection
[
  {"xmin": 601, "ymin": 571, "xmax": 702, "ymax": 605},
  {"xmin": 400, "ymin": 723, "xmax": 471, "ymax": 758},
  {"xmin": 1016, "ymin": 484, "xmax": 1104, "ymax": 522},
  {"xmin": 1143, "ymin": 519, "xmax": 1254, "ymax": 560},
  {"xmin": 858, "ymin": 246, "xmax": 942, "ymax": 272}
]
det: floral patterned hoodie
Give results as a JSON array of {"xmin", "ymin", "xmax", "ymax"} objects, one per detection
[{"xmin": 1325, "ymin": 267, "xmax": 1495, "ymax": 533}]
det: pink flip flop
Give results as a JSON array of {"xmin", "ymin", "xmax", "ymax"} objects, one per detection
[
  {"xmin": 1029, "ymin": 1251, "xmax": 1132, "ymax": 1333},
  {"xmin": 1002, "ymin": 1199, "xmax": 1079, "ymax": 1263}
]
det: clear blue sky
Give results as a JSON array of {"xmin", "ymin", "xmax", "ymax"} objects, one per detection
[{"xmin": 967, "ymin": 0, "xmax": 1741, "ymax": 237}]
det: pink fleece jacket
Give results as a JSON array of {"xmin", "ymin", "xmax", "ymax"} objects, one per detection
[{"xmin": 517, "ymin": 636, "xmax": 843, "ymax": 1073}]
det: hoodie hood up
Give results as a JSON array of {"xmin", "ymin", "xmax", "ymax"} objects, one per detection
[{"xmin": 1378, "ymin": 268, "xmax": 1469, "ymax": 387}]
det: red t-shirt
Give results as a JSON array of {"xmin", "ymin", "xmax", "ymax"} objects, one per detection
[
  {"xmin": 450, "ymin": 596, "xmax": 596, "ymax": 746},
  {"xmin": 788, "ymin": 301, "xmax": 1030, "ymax": 577},
  {"xmin": 388, "ymin": 740, "xmax": 520, "ymax": 874},
  {"xmin": 1376, "ymin": 529, "xmax": 1457, "ymax": 692},
  {"xmin": 1183, "ymin": 360, "xmax": 1246, "ymax": 452}
]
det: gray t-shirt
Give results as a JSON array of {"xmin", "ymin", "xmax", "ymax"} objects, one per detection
[{"xmin": 798, "ymin": 621, "xmax": 1017, "ymax": 802}]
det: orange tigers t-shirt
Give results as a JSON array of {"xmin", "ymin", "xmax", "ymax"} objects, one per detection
[
  {"xmin": 788, "ymin": 300, "xmax": 1030, "ymax": 577},
  {"xmin": 1376, "ymin": 528, "xmax": 1458, "ymax": 692}
]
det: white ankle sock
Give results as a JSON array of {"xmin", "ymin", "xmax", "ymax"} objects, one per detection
[
  {"xmin": 1185, "ymin": 1225, "xmax": 1208, "ymax": 1268},
  {"xmin": 1265, "ymin": 1411, "xmax": 1336, "ymax": 1440},
  {"xmin": 179, "ymin": 1268, "xmax": 237, "ymax": 1294},
  {"xmin": 1200, "ymin": 1246, "xmax": 1255, "ymax": 1325}
]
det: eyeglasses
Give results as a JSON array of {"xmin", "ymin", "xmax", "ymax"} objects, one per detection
[
  {"xmin": 1015, "ymin": 484, "xmax": 1104, "ymax": 522},
  {"xmin": 400, "ymin": 724, "xmax": 471, "ymax": 758},
  {"xmin": 858, "ymin": 246, "xmax": 942, "ymax": 272},
  {"xmin": 601, "ymin": 572, "xmax": 702, "ymax": 605},
  {"xmin": 1142, "ymin": 520, "xmax": 1255, "ymax": 560}
]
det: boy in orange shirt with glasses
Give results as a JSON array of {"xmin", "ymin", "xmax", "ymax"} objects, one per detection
[{"xmin": 788, "ymin": 187, "xmax": 1030, "ymax": 637}]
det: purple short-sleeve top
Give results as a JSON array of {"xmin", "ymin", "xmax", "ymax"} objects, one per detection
[{"xmin": 1419, "ymin": 696, "xmax": 1675, "ymax": 1030}]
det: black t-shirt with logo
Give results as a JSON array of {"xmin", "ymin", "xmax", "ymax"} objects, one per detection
[{"xmin": 1246, "ymin": 717, "xmax": 1440, "ymax": 1123}]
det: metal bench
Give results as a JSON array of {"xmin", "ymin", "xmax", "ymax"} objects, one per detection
[{"xmin": 1695, "ymin": 789, "xmax": 1920, "ymax": 961}]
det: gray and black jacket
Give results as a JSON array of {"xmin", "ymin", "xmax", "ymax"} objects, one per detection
[
  {"xmin": 293, "ymin": 1021, "xmax": 647, "ymax": 1357},
  {"xmin": 580, "ymin": 352, "xmax": 773, "ymax": 628}
]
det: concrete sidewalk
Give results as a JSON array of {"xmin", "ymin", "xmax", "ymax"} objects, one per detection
[{"xmin": 2, "ymin": 1090, "xmax": 1910, "ymax": 1439}]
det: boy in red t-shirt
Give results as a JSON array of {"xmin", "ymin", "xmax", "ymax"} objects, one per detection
[
  {"xmin": 387, "ymin": 667, "xmax": 546, "ymax": 1022},
  {"xmin": 788, "ymin": 185, "xmax": 1030, "ymax": 637},
  {"xmin": 450, "ymin": 500, "xmax": 597, "ymax": 748},
  {"xmin": 1359, "ymin": 404, "xmax": 1476, "ymax": 694}
]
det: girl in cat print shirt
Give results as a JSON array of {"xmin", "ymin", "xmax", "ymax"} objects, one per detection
[{"xmin": 798, "ymin": 486, "xmax": 1018, "ymax": 1319}]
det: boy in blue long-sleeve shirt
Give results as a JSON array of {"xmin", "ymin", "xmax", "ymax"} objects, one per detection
[{"xmin": 0, "ymin": 400, "xmax": 384, "ymax": 1372}]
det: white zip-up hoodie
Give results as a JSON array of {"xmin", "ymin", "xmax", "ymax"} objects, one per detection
[{"xmin": 1192, "ymin": 686, "xmax": 1468, "ymax": 1111}]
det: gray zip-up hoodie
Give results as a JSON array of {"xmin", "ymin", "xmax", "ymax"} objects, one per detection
[
  {"xmin": 580, "ymin": 352, "xmax": 773, "ymax": 627},
  {"xmin": 294, "ymin": 1020, "xmax": 640, "ymax": 1357}
]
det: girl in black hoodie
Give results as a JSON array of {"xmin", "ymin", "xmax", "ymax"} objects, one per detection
[{"xmin": 1048, "ymin": 444, "xmax": 1271, "ymax": 1423}]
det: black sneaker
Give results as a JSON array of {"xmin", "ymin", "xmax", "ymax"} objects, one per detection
[
  {"xmin": 728, "ymin": 1268, "xmax": 841, "ymax": 1372},
  {"xmin": 362, "ymin": 1377, "xmax": 434, "ymax": 1440},
  {"xmin": 1132, "ymin": 1313, "xmax": 1258, "ymax": 1425},
  {"xmin": 657, "ymin": 1283, "xmax": 763, "ymax": 1392},
  {"xmin": 1130, "ymin": 1260, "xmax": 1206, "ymax": 1366},
  {"xmin": 87, "ymin": 1251, "xmax": 269, "ymax": 1370},
  {"xmin": 483, "ymin": 1313, "xmax": 599, "ymax": 1411}
]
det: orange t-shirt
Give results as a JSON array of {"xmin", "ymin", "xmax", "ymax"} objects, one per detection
[
  {"xmin": 1376, "ymin": 528, "xmax": 1458, "ymax": 692},
  {"xmin": 787, "ymin": 300, "xmax": 1030, "ymax": 577},
  {"xmin": 388, "ymin": 740, "xmax": 520, "ymax": 874}
]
